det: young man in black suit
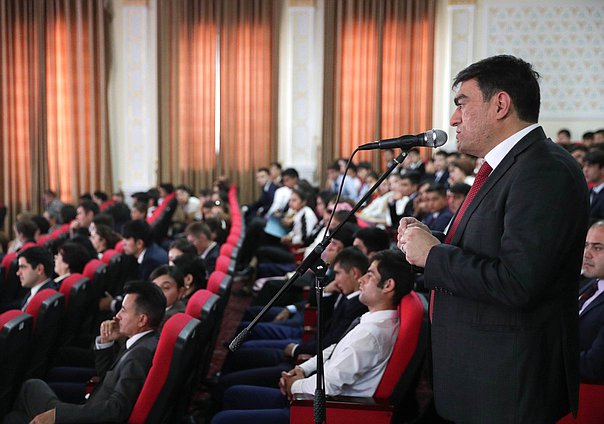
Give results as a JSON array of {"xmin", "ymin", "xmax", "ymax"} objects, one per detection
[
  {"xmin": 5, "ymin": 281, "xmax": 166, "ymax": 424},
  {"xmin": 398, "ymin": 55, "xmax": 589, "ymax": 423},
  {"xmin": 583, "ymin": 150, "xmax": 604, "ymax": 224},
  {"xmin": 579, "ymin": 220, "xmax": 604, "ymax": 382},
  {"xmin": 122, "ymin": 219, "xmax": 168, "ymax": 280}
]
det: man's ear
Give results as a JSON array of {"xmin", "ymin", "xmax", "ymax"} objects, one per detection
[
  {"xmin": 382, "ymin": 278, "xmax": 396, "ymax": 294},
  {"xmin": 494, "ymin": 91, "xmax": 512, "ymax": 119},
  {"xmin": 138, "ymin": 313, "xmax": 149, "ymax": 329},
  {"xmin": 135, "ymin": 239, "xmax": 145, "ymax": 251}
]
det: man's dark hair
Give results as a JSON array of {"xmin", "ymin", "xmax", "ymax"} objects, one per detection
[
  {"xmin": 146, "ymin": 188, "xmax": 160, "ymax": 206},
  {"xmin": 448, "ymin": 183, "xmax": 471, "ymax": 197},
  {"xmin": 58, "ymin": 241, "xmax": 92, "ymax": 274},
  {"xmin": 122, "ymin": 220, "xmax": 153, "ymax": 247},
  {"xmin": 270, "ymin": 162, "xmax": 282, "ymax": 170},
  {"xmin": 123, "ymin": 281, "xmax": 167, "ymax": 329},
  {"xmin": 434, "ymin": 150, "xmax": 449, "ymax": 159},
  {"xmin": 358, "ymin": 161, "xmax": 372, "ymax": 171},
  {"xmin": 131, "ymin": 191, "xmax": 150, "ymax": 204},
  {"xmin": 159, "ymin": 183, "xmax": 174, "ymax": 194},
  {"xmin": 558, "ymin": 129, "xmax": 571, "ymax": 139},
  {"xmin": 168, "ymin": 238, "xmax": 198, "ymax": 256},
  {"xmin": 257, "ymin": 167, "xmax": 270, "ymax": 174},
  {"xmin": 334, "ymin": 210, "xmax": 358, "ymax": 226},
  {"xmin": 60, "ymin": 204, "xmax": 77, "ymax": 224},
  {"xmin": 453, "ymin": 55, "xmax": 541, "ymax": 123},
  {"xmin": 205, "ymin": 217, "xmax": 227, "ymax": 244},
  {"xmin": 281, "ymin": 168, "xmax": 299, "ymax": 180},
  {"xmin": 584, "ymin": 150, "xmax": 604, "ymax": 168},
  {"xmin": 31, "ymin": 215, "xmax": 50, "ymax": 235},
  {"xmin": 16, "ymin": 220, "xmax": 38, "ymax": 242},
  {"xmin": 93, "ymin": 213, "xmax": 115, "ymax": 229},
  {"xmin": 175, "ymin": 185, "xmax": 193, "ymax": 195},
  {"xmin": 79, "ymin": 193, "xmax": 93, "ymax": 202},
  {"xmin": 18, "ymin": 246, "xmax": 53, "ymax": 278},
  {"xmin": 79, "ymin": 200, "xmax": 100, "ymax": 216},
  {"xmin": 371, "ymin": 249, "xmax": 414, "ymax": 306},
  {"xmin": 353, "ymin": 227, "xmax": 391, "ymax": 254},
  {"xmin": 132, "ymin": 201, "xmax": 148, "ymax": 216},
  {"xmin": 400, "ymin": 171, "xmax": 421, "ymax": 186},
  {"xmin": 569, "ymin": 144, "xmax": 588, "ymax": 154},
  {"xmin": 149, "ymin": 265, "xmax": 185, "ymax": 289},
  {"xmin": 333, "ymin": 246, "xmax": 369, "ymax": 274},
  {"xmin": 426, "ymin": 184, "xmax": 447, "ymax": 197},
  {"xmin": 93, "ymin": 191, "xmax": 108, "ymax": 202},
  {"xmin": 185, "ymin": 221, "xmax": 212, "ymax": 240}
]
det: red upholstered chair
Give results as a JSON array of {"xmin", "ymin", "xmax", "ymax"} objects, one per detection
[
  {"xmin": 185, "ymin": 289, "xmax": 220, "ymax": 381},
  {"xmin": 557, "ymin": 384, "xmax": 604, "ymax": 424},
  {"xmin": 57, "ymin": 273, "xmax": 92, "ymax": 346},
  {"xmin": 290, "ymin": 291, "xmax": 429, "ymax": 424},
  {"xmin": 128, "ymin": 313, "xmax": 202, "ymax": 424},
  {"xmin": 83, "ymin": 259, "xmax": 108, "ymax": 299},
  {"xmin": 226, "ymin": 234, "xmax": 240, "ymax": 248},
  {"xmin": 23, "ymin": 289, "xmax": 65, "ymax": 379},
  {"xmin": 114, "ymin": 240, "xmax": 125, "ymax": 253},
  {"xmin": 220, "ymin": 243, "xmax": 235, "ymax": 260},
  {"xmin": 147, "ymin": 192, "xmax": 177, "ymax": 243},
  {"xmin": 0, "ymin": 310, "xmax": 33, "ymax": 416},
  {"xmin": 100, "ymin": 248, "xmax": 119, "ymax": 265},
  {"xmin": 215, "ymin": 255, "xmax": 231, "ymax": 274},
  {"xmin": 36, "ymin": 234, "xmax": 53, "ymax": 247}
]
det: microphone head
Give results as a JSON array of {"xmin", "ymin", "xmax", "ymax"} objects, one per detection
[{"xmin": 425, "ymin": 129, "xmax": 448, "ymax": 148}]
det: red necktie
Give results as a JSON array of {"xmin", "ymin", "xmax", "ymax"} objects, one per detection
[{"xmin": 430, "ymin": 161, "xmax": 493, "ymax": 321}]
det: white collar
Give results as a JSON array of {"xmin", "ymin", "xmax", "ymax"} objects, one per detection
[
  {"xmin": 126, "ymin": 329, "xmax": 154, "ymax": 350},
  {"xmin": 484, "ymin": 124, "xmax": 541, "ymax": 171},
  {"xmin": 593, "ymin": 182, "xmax": 604, "ymax": 194},
  {"xmin": 201, "ymin": 241, "xmax": 217, "ymax": 259},
  {"xmin": 137, "ymin": 248, "xmax": 147, "ymax": 264}
]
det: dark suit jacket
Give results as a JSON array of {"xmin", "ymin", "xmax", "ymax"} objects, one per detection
[
  {"xmin": 0, "ymin": 279, "xmax": 58, "ymax": 313},
  {"xmin": 424, "ymin": 127, "xmax": 588, "ymax": 423},
  {"xmin": 138, "ymin": 243, "xmax": 168, "ymax": 280},
  {"xmin": 248, "ymin": 182, "xmax": 278, "ymax": 217},
  {"xmin": 589, "ymin": 189, "xmax": 604, "ymax": 225},
  {"xmin": 579, "ymin": 279, "xmax": 604, "ymax": 382},
  {"xmin": 202, "ymin": 242, "xmax": 221, "ymax": 274},
  {"xmin": 55, "ymin": 332, "xmax": 158, "ymax": 422},
  {"xmin": 422, "ymin": 207, "xmax": 453, "ymax": 232}
]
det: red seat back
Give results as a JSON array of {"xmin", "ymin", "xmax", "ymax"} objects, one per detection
[
  {"xmin": 373, "ymin": 291, "xmax": 425, "ymax": 399},
  {"xmin": 100, "ymin": 249, "xmax": 119, "ymax": 265},
  {"xmin": 219, "ymin": 243, "xmax": 235, "ymax": 259},
  {"xmin": 58, "ymin": 273, "xmax": 88, "ymax": 308},
  {"xmin": 215, "ymin": 255, "xmax": 230, "ymax": 274},
  {"xmin": 128, "ymin": 313, "xmax": 201, "ymax": 424},
  {"xmin": 207, "ymin": 271, "xmax": 228, "ymax": 296},
  {"xmin": 24, "ymin": 289, "xmax": 63, "ymax": 329},
  {"xmin": 185, "ymin": 289, "xmax": 219, "ymax": 320},
  {"xmin": 83, "ymin": 259, "xmax": 106, "ymax": 281},
  {"xmin": 557, "ymin": 384, "xmax": 604, "ymax": 424}
]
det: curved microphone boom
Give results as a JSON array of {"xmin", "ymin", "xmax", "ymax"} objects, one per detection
[{"xmin": 358, "ymin": 129, "xmax": 448, "ymax": 151}]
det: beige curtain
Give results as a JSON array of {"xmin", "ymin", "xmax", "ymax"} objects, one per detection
[
  {"xmin": 0, "ymin": 0, "xmax": 110, "ymax": 236},
  {"xmin": 158, "ymin": 0, "xmax": 217, "ymax": 191},
  {"xmin": 322, "ymin": 0, "xmax": 436, "ymax": 178},
  {"xmin": 158, "ymin": 0, "xmax": 278, "ymax": 204}
]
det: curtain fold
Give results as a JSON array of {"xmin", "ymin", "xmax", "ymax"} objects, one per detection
[
  {"xmin": 158, "ymin": 0, "xmax": 217, "ymax": 191},
  {"xmin": 0, "ymin": 0, "xmax": 111, "ymax": 235},
  {"xmin": 158, "ymin": 0, "xmax": 277, "ymax": 204},
  {"xmin": 322, "ymin": 0, "xmax": 436, "ymax": 178}
]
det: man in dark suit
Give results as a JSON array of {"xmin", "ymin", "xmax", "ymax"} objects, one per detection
[
  {"xmin": 583, "ymin": 151, "xmax": 604, "ymax": 224},
  {"xmin": 5, "ymin": 281, "xmax": 166, "ymax": 424},
  {"xmin": 398, "ymin": 55, "xmax": 589, "ymax": 423},
  {"xmin": 122, "ymin": 219, "xmax": 168, "ymax": 280},
  {"xmin": 579, "ymin": 220, "xmax": 604, "ymax": 382},
  {"xmin": 186, "ymin": 221, "xmax": 220, "ymax": 274},
  {"xmin": 245, "ymin": 167, "xmax": 278, "ymax": 223},
  {"xmin": 421, "ymin": 184, "xmax": 453, "ymax": 232},
  {"xmin": 0, "ymin": 246, "xmax": 57, "ymax": 313}
]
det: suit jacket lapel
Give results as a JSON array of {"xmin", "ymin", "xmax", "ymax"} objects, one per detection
[{"xmin": 451, "ymin": 127, "xmax": 545, "ymax": 245}]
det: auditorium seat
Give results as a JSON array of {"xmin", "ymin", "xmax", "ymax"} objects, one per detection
[
  {"xmin": 0, "ymin": 310, "xmax": 33, "ymax": 416},
  {"xmin": 83, "ymin": 259, "xmax": 108, "ymax": 300},
  {"xmin": 100, "ymin": 248, "xmax": 119, "ymax": 265},
  {"xmin": 57, "ymin": 273, "xmax": 93, "ymax": 347},
  {"xmin": 128, "ymin": 313, "xmax": 202, "ymax": 424},
  {"xmin": 557, "ymin": 384, "xmax": 604, "ymax": 424},
  {"xmin": 185, "ymin": 289, "xmax": 220, "ymax": 382},
  {"xmin": 290, "ymin": 291, "xmax": 429, "ymax": 424},
  {"xmin": 147, "ymin": 192, "xmax": 177, "ymax": 244},
  {"xmin": 23, "ymin": 289, "xmax": 65, "ymax": 379}
]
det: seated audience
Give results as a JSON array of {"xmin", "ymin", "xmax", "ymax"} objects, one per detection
[
  {"xmin": 579, "ymin": 220, "xmax": 604, "ymax": 382},
  {"xmin": 446, "ymin": 183, "xmax": 471, "ymax": 215},
  {"xmin": 421, "ymin": 184, "xmax": 453, "ymax": 232},
  {"xmin": 121, "ymin": 219, "xmax": 168, "ymax": 280},
  {"xmin": 210, "ymin": 249, "xmax": 413, "ymax": 424},
  {"xmin": 54, "ymin": 241, "xmax": 92, "ymax": 285},
  {"xmin": 173, "ymin": 253, "xmax": 209, "ymax": 303},
  {"xmin": 0, "ymin": 246, "xmax": 57, "ymax": 313},
  {"xmin": 167, "ymin": 238, "xmax": 198, "ymax": 264},
  {"xmin": 90, "ymin": 224, "xmax": 121, "ymax": 258},
  {"xmin": 353, "ymin": 227, "xmax": 392, "ymax": 258},
  {"xmin": 186, "ymin": 221, "xmax": 220, "ymax": 274},
  {"xmin": 4, "ymin": 282, "xmax": 166, "ymax": 423},
  {"xmin": 150, "ymin": 265, "xmax": 187, "ymax": 329},
  {"xmin": 583, "ymin": 150, "xmax": 604, "ymax": 224}
]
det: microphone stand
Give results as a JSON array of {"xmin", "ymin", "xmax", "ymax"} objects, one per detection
[{"xmin": 229, "ymin": 149, "xmax": 409, "ymax": 424}]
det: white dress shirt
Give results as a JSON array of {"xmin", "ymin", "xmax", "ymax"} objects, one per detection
[
  {"xmin": 267, "ymin": 186, "xmax": 293, "ymax": 217},
  {"xmin": 291, "ymin": 309, "xmax": 399, "ymax": 397}
]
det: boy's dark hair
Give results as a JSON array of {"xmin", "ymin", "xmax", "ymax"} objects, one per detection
[
  {"xmin": 93, "ymin": 191, "xmax": 109, "ymax": 202},
  {"xmin": 168, "ymin": 238, "xmax": 198, "ymax": 256},
  {"xmin": 149, "ymin": 265, "xmax": 185, "ymax": 289},
  {"xmin": 426, "ymin": 184, "xmax": 447, "ymax": 197},
  {"xmin": 31, "ymin": 215, "xmax": 50, "ymax": 235},
  {"xmin": 16, "ymin": 220, "xmax": 38, "ymax": 242},
  {"xmin": 584, "ymin": 150, "xmax": 604, "ymax": 168},
  {"xmin": 353, "ymin": 227, "xmax": 391, "ymax": 254},
  {"xmin": 122, "ymin": 220, "xmax": 153, "ymax": 247},
  {"xmin": 282, "ymin": 168, "xmax": 299, "ymax": 180},
  {"xmin": 18, "ymin": 246, "xmax": 54, "ymax": 278},
  {"xmin": 123, "ymin": 281, "xmax": 167, "ymax": 329},
  {"xmin": 371, "ymin": 249, "xmax": 414, "ymax": 306},
  {"xmin": 93, "ymin": 213, "xmax": 115, "ymax": 229},
  {"xmin": 333, "ymin": 247, "xmax": 369, "ymax": 274},
  {"xmin": 79, "ymin": 200, "xmax": 99, "ymax": 216},
  {"xmin": 159, "ymin": 183, "xmax": 174, "ymax": 194},
  {"xmin": 60, "ymin": 204, "xmax": 77, "ymax": 224}
]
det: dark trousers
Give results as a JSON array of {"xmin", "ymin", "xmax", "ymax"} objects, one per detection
[
  {"xmin": 210, "ymin": 385, "xmax": 289, "ymax": 424},
  {"xmin": 4, "ymin": 379, "xmax": 62, "ymax": 424}
]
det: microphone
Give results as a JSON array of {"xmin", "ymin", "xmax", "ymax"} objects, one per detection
[{"xmin": 358, "ymin": 129, "xmax": 448, "ymax": 151}]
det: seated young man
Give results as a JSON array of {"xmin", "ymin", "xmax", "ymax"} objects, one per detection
[
  {"xmin": 210, "ymin": 249, "xmax": 414, "ymax": 424},
  {"xmin": 5, "ymin": 282, "xmax": 166, "ymax": 424}
]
